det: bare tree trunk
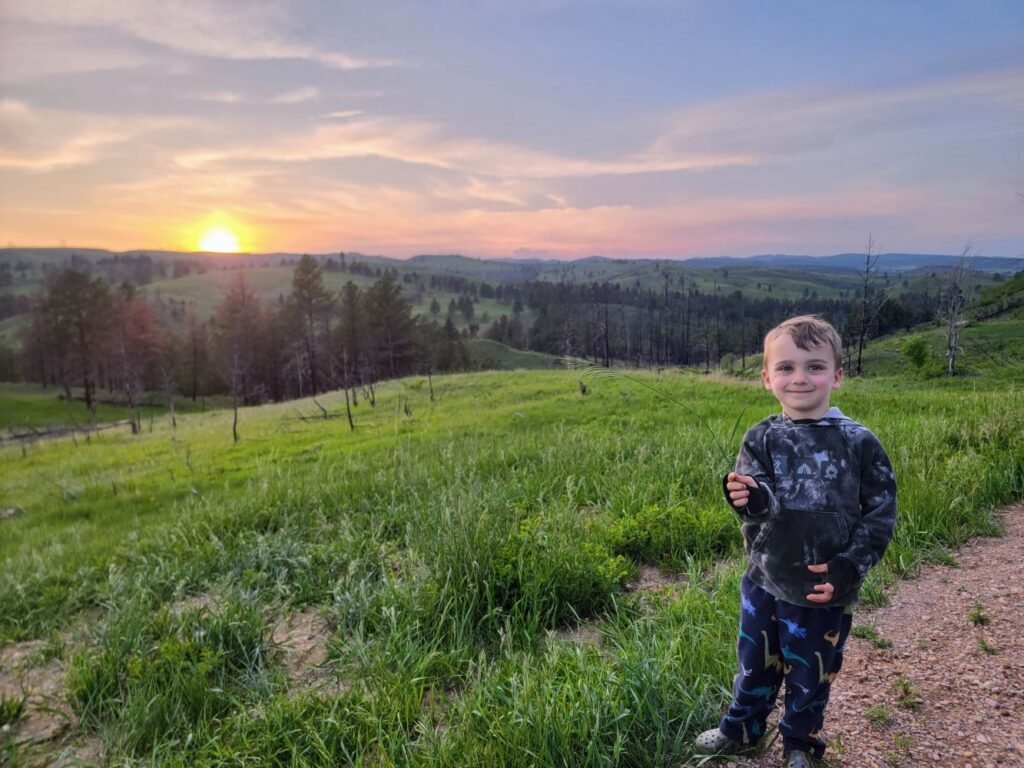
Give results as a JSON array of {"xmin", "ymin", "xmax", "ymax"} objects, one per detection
[
  {"xmin": 741, "ymin": 316, "xmax": 747, "ymax": 373},
  {"xmin": 855, "ymin": 234, "xmax": 879, "ymax": 377},
  {"xmin": 713, "ymin": 280, "xmax": 722, "ymax": 369},
  {"xmin": 231, "ymin": 350, "xmax": 241, "ymax": 443},
  {"xmin": 602, "ymin": 285, "xmax": 610, "ymax": 368},
  {"xmin": 622, "ymin": 306, "xmax": 630, "ymax": 366},
  {"xmin": 682, "ymin": 285, "xmax": 692, "ymax": 366},
  {"xmin": 191, "ymin": 327, "xmax": 199, "ymax": 401},
  {"xmin": 341, "ymin": 349, "xmax": 355, "ymax": 431},
  {"xmin": 944, "ymin": 246, "xmax": 972, "ymax": 377}
]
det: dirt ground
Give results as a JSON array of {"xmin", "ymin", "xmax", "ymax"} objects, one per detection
[{"xmin": 732, "ymin": 504, "xmax": 1024, "ymax": 768}]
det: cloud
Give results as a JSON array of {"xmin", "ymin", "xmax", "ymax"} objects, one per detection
[
  {"xmin": 0, "ymin": 100, "xmax": 196, "ymax": 173},
  {"xmin": 169, "ymin": 67, "xmax": 1024, "ymax": 189},
  {"xmin": 321, "ymin": 110, "xmax": 364, "ymax": 119},
  {"xmin": 0, "ymin": 21, "xmax": 147, "ymax": 81},
  {"xmin": 1, "ymin": 0, "xmax": 401, "ymax": 70},
  {"xmin": 271, "ymin": 87, "xmax": 319, "ymax": 105},
  {"xmin": 193, "ymin": 91, "xmax": 243, "ymax": 103},
  {"xmin": 649, "ymin": 67, "xmax": 1024, "ymax": 165},
  {"xmin": 172, "ymin": 114, "xmax": 756, "ymax": 179}
]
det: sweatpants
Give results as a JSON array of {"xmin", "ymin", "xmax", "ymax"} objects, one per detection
[{"xmin": 718, "ymin": 575, "xmax": 854, "ymax": 758}]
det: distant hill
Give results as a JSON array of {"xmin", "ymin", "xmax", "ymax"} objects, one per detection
[
  {"xmin": 678, "ymin": 253, "xmax": 1024, "ymax": 273},
  {"xmin": 4, "ymin": 247, "xmax": 1022, "ymax": 274},
  {"xmin": 2, "ymin": 247, "xmax": 1021, "ymax": 351}
]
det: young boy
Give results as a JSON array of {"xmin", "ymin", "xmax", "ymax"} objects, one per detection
[{"xmin": 695, "ymin": 315, "xmax": 897, "ymax": 768}]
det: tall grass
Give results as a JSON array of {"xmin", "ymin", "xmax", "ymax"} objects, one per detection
[
  {"xmin": 68, "ymin": 594, "xmax": 273, "ymax": 758},
  {"xmin": 1, "ymin": 369, "xmax": 1022, "ymax": 765}
]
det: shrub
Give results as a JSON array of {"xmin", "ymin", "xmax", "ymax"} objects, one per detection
[
  {"xmin": 606, "ymin": 504, "xmax": 736, "ymax": 566},
  {"xmin": 902, "ymin": 337, "xmax": 930, "ymax": 370}
]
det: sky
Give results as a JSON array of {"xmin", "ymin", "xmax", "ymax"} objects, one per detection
[{"xmin": 1, "ymin": 1, "xmax": 1022, "ymax": 260}]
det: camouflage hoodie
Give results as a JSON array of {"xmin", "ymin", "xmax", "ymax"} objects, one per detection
[{"xmin": 729, "ymin": 407, "xmax": 897, "ymax": 607}]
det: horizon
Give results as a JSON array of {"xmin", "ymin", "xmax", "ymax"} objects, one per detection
[
  {"xmin": 5, "ymin": 246, "xmax": 1023, "ymax": 265},
  {"xmin": 1, "ymin": 2, "xmax": 1023, "ymax": 259}
]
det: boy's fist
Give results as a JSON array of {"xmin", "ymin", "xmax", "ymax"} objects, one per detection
[
  {"xmin": 806, "ymin": 557, "xmax": 857, "ymax": 603},
  {"xmin": 724, "ymin": 472, "xmax": 758, "ymax": 508}
]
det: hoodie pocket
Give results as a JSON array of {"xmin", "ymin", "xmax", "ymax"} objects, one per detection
[{"xmin": 752, "ymin": 507, "xmax": 848, "ymax": 568}]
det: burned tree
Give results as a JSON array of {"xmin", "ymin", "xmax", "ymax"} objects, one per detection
[{"xmin": 942, "ymin": 247, "xmax": 973, "ymax": 377}]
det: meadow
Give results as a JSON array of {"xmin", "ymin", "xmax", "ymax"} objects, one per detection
[
  {"xmin": 1, "ymin": 364, "xmax": 1022, "ymax": 766},
  {"xmin": 0, "ymin": 383, "xmax": 227, "ymax": 432}
]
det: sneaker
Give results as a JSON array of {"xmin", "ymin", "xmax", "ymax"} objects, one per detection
[
  {"xmin": 784, "ymin": 750, "xmax": 819, "ymax": 768},
  {"xmin": 694, "ymin": 728, "xmax": 745, "ymax": 754}
]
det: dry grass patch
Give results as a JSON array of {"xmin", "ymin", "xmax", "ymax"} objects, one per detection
[
  {"xmin": 271, "ymin": 607, "xmax": 343, "ymax": 695},
  {"xmin": 625, "ymin": 564, "xmax": 689, "ymax": 593}
]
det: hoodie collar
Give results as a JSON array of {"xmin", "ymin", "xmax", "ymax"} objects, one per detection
[{"xmin": 781, "ymin": 406, "xmax": 848, "ymax": 425}]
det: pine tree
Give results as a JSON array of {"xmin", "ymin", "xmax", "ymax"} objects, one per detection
[
  {"xmin": 290, "ymin": 255, "xmax": 335, "ymax": 393},
  {"xmin": 41, "ymin": 269, "xmax": 112, "ymax": 414},
  {"xmin": 366, "ymin": 270, "xmax": 415, "ymax": 379},
  {"xmin": 212, "ymin": 272, "xmax": 263, "ymax": 440}
]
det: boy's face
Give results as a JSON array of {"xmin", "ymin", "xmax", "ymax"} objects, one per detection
[{"xmin": 761, "ymin": 333, "xmax": 842, "ymax": 420}]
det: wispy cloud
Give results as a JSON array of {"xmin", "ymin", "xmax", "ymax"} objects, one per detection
[
  {"xmin": 0, "ymin": 100, "xmax": 196, "ymax": 173},
  {"xmin": 271, "ymin": 87, "xmax": 319, "ymax": 105},
  {"xmin": 0, "ymin": 22, "xmax": 147, "ymax": 82},
  {"xmin": 168, "ymin": 67, "xmax": 1024, "ymax": 189},
  {"xmin": 193, "ymin": 91, "xmax": 243, "ymax": 103},
  {"xmin": 1, "ymin": 0, "xmax": 401, "ymax": 70},
  {"xmin": 321, "ymin": 110, "xmax": 364, "ymax": 120},
  {"xmin": 173, "ymin": 115, "xmax": 756, "ymax": 179},
  {"xmin": 650, "ymin": 67, "xmax": 1024, "ymax": 165}
]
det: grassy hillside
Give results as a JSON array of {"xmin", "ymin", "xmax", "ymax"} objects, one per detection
[
  {"xmin": 2, "ymin": 367, "xmax": 1022, "ymax": 766},
  {"xmin": 0, "ymin": 383, "xmax": 227, "ymax": 431},
  {"xmin": 465, "ymin": 338, "xmax": 563, "ymax": 369},
  {"xmin": 853, "ymin": 319, "xmax": 1024, "ymax": 379},
  {"xmin": 145, "ymin": 268, "xmax": 381, "ymax": 318},
  {"xmin": 972, "ymin": 270, "xmax": 1024, "ymax": 320}
]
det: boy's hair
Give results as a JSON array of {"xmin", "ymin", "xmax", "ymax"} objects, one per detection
[{"xmin": 764, "ymin": 315, "xmax": 843, "ymax": 368}]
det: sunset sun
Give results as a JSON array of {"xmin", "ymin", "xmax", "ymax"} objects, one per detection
[{"xmin": 198, "ymin": 226, "xmax": 241, "ymax": 253}]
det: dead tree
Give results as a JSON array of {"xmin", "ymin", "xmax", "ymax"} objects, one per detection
[
  {"xmin": 851, "ymin": 234, "xmax": 891, "ymax": 377},
  {"xmin": 943, "ymin": 246, "xmax": 973, "ymax": 377}
]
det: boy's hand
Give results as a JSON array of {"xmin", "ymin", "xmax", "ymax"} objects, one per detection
[
  {"xmin": 724, "ymin": 472, "xmax": 758, "ymax": 508},
  {"xmin": 806, "ymin": 558, "xmax": 858, "ymax": 603},
  {"xmin": 806, "ymin": 563, "xmax": 834, "ymax": 602}
]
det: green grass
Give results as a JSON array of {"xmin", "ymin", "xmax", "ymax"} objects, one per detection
[
  {"xmin": 1, "ymin": 366, "xmax": 1022, "ymax": 766},
  {"xmin": 853, "ymin": 319, "xmax": 1024, "ymax": 380},
  {"xmin": 465, "ymin": 338, "xmax": 563, "ymax": 370},
  {"xmin": 864, "ymin": 704, "xmax": 892, "ymax": 728},
  {"xmin": 0, "ymin": 383, "xmax": 225, "ymax": 430},
  {"xmin": 0, "ymin": 314, "xmax": 26, "ymax": 350},
  {"xmin": 973, "ymin": 269, "xmax": 1024, "ymax": 320},
  {"xmin": 850, "ymin": 624, "xmax": 892, "ymax": 649},
  {"xmin": 892, "ymin": 676, "xmax": 921, "ymax": 711},
  {"xmin": 967, "ymin": 601, "xmax": 990, "ymax": 626}
]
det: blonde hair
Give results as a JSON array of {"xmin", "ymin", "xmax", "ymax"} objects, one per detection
[{"xmin": 764, "ymin": 315, "xmax": 843, "ymax": 368}]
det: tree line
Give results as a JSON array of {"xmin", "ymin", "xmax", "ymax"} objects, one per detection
[
  {"xmin": 3, "ymin": 252, "xmax": 990, "ymax": 415},
  {"xmin": 15, "ymin": 256, "xmax": 468, "ymax": 431},
  {"xmin": 485, "ymin": 273, "xmax": 936, "ymax": 373}
]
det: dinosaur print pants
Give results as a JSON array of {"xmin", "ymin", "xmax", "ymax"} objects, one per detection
[{"xmin": 718, "ymin": 575, "xmax": 854, "ymax": 759}]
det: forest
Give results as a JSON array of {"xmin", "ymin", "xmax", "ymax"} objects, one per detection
[{"xmin": 1, "ymin": 249, "xmax": 1019, "ymax": 426}]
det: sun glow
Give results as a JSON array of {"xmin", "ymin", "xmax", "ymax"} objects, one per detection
[{"xmin": 198, "ymin": 226, "xmax": 241, "ymax": 253}]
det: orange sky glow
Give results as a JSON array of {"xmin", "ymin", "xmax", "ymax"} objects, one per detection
[{"xmin": 1, "ymin": 3, "xmax": 1021, "ymax": 259}]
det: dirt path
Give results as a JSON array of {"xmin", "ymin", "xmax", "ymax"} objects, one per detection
[{"xmin": 735, "ymin": 503, "xmax": 1024, "ymax": 768}]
